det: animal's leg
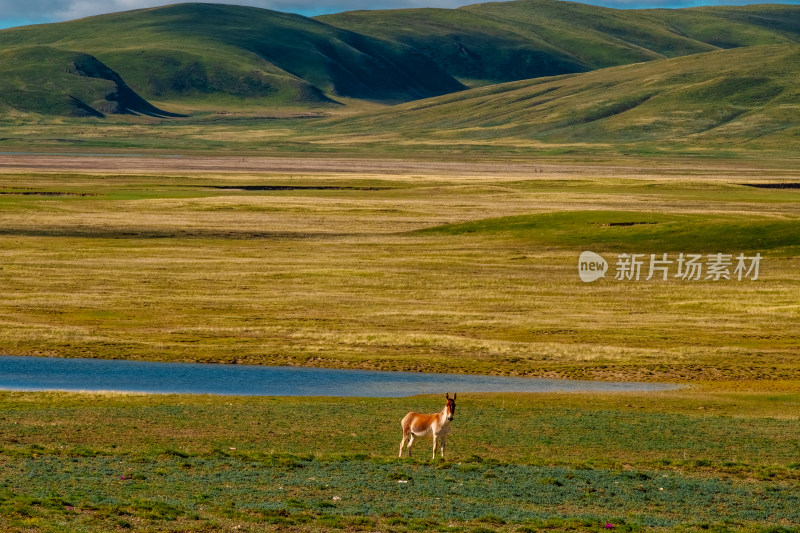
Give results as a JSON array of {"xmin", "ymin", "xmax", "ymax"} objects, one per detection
[
  {"xmin": 432, "ymin": 435, "xmax": 438, "ymax": 461},
  {"xmin": 439, "ymin": 435, "xmax": 446, "ymax": 459},
  {"xmin": 406, "ymin": 434, "xmax": 415, "ymax": 457},
  {"xmin": 399, "ymin": 432, "xmax": 408, "ymax": 458}
]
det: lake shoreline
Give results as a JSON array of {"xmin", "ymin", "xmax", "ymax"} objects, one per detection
[{"xmin": 0, "ymin": 355, "xmax": 680, "ymax": 397}]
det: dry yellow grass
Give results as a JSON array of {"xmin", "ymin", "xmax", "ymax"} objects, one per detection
[{"xmin": 0, "ymin": 155, "xmax": 797, "ymax": 389}]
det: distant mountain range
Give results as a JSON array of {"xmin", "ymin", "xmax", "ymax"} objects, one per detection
[
  {"xmin": 320, "ymin": 43, "xmax": 799, "ymax": 147},
  {"xmin": 0, "ymin": 3, "xmax": 465, "ymax": 117},
  {"xmin": 320, "ymin": 1, "xmax": 800, "ymax": 85},
  {"xmin": 0, "ymin": 0, "xmax": 797, "ymax": 147}
]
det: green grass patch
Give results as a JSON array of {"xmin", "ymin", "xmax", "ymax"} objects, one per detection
[
  {"xmin": 0, "ymin": 160, "xmax": 797, "ymax": 383},
  {"xmin": 1, "ymin": 390, "xmax": 800, "ymax": 531},
  {"xmin": 418, "ymin": 210, "xmax": 800, "ymax": 252}
]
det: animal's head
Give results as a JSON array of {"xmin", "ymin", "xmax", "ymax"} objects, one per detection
[{"xmin": 445, "ymin": 393, "xmax": 456, "ymax": 421}]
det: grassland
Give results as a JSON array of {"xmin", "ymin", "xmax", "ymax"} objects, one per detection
[
  {"xmin": 0, "ymin": 46, "xmax": 184, "ymax": 118},
  {"xmin": 1, "ymin": 390, "xmax": 799, "ymax": 532},
  {"xmin": 0, "ymin": 154, "xmax": 798, "ymax": 386},
  {"xmin": 320, "ymin": 0, "xmax": 800, "ymax": 85},
  {"xmin": 1, "ymin": 42, "xmax": 796, "ymax": 153},
  {"xmin": 0, "ymin": 2, "xmax": 463, "ymax": 113},
  {"xmin": 1, "ymin": 151, "xmax": 798, "ymax": 531},
  {"xmin": 2, "ymin": 1, "xmax": 799, "ymax": 121},
  {"xmin": 2, "ymin": 7, "xmax": 799, "ymax": 532},
  {"xmin": 321, "ymin": 44, "xmax": 800, "ymax": 149}
]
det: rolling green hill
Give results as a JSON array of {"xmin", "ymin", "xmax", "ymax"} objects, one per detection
[
  {"xmin": 0, "ymin": 0, "xmax": 798, "ymax": 137},
  {"xmin": 319, "ymin": 0, "xmax": 800, "ymax": 85},
  {"xmin": 319, "ymin": 44, "xmax": 800, "ymax": 148},
  {"xmin": 0, "ymin": 3, "xmax": 464, "ymax": 114},
  {"xmin": 0, "ymin": 46, "xmax": 182, "ymax": 118}
]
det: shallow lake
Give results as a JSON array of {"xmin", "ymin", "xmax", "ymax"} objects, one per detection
[{"xmin": 0, "ymin": 355, "xmax": 677, "ymax": 397}]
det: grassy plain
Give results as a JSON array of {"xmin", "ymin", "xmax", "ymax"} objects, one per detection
[
  {"xmin": 1, "ymin": 154, "xmax": 799, "ymax": 531},
  {"xmin": 1, "ymin": 390, "xmax": 799, "ymax": 532},
  {"xmin": 0, "ymin": 155, "xmax": 798, "ymax": 385}
]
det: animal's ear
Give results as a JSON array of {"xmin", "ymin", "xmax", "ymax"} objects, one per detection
[
  {"xmin": 446, "ymin": 393, "xmax": 449, "ymax": 399},
  {"xmin": 453, "ymin": 393, "xmax": 457, "ymax": 400}
]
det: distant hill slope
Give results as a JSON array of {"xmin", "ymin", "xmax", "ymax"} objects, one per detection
[
  {"xmin": 0, "ymin": 47, "xmax": 182, "ymax": 118},
  {"xmin": 320, "ymin": 44, "xmax": 800, "ymax": 147},
  {"xmin": 1, "ymin": 0, "xmax": 798, "ymax": 121},
  {"xmin": 319, "ymin": 0, "xmax": 800, "ymax": 85},
  {"xmin": 0, "ymin": 3, "xmax": 465, "ymax": 115}
]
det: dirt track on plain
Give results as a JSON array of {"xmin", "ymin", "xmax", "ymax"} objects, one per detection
[
  {"xmin": 0, "ymin": 153, "xmax": 786, "ymax": 180},
  {"xmin": 0, "ymin": 153, "xmax": 562, "ymax": 175}
]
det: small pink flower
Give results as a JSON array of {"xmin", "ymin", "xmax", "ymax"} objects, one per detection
[{"xmin": 605, "ymin": 524, "xmax": 614, "ymax": 529}]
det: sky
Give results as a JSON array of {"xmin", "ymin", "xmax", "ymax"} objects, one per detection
[{"xmin": 0, "ymin": 0, "xmax": 798, "ymax": 29}]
